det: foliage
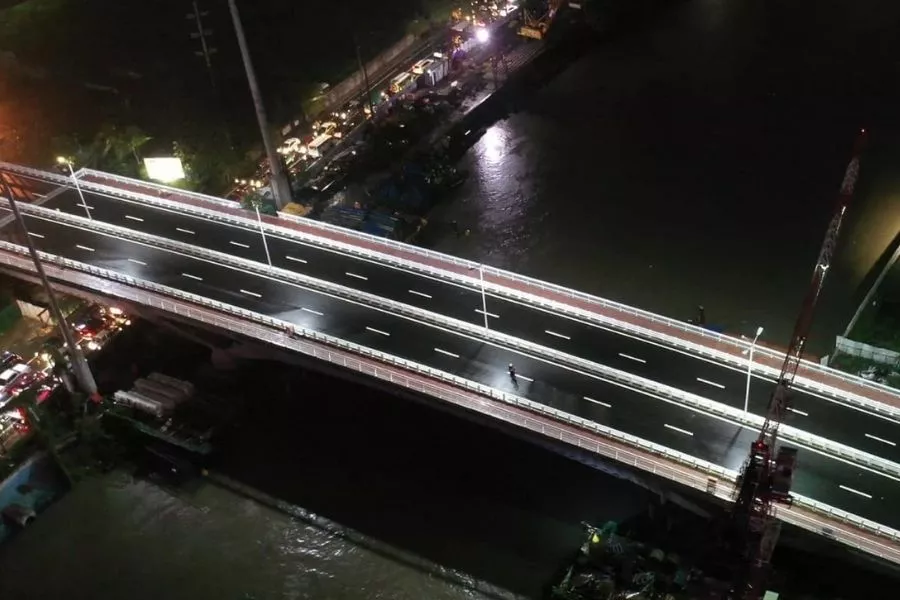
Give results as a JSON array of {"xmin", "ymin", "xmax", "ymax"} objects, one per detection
[
  {"xmin": 172, "ymin": 134, "xmax": 257, "ymax": 194},
  {"xmin": 0, "ymin": 0, "xmax": 69, "ymax": 53}
]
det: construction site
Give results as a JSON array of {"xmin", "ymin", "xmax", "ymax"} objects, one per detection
[{"xmin": 548, "ymin": 131, "xmax": 869, "ymax": 599}]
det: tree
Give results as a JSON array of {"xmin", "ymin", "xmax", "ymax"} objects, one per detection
[
  {"xmin": 51, "ymin": 124, "xmax": 151, "ymax": 177},
  {"xmin": 91, "ymin": 124, "xmax": 151, "ymax": 175}
]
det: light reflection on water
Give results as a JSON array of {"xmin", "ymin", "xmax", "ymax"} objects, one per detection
[
  {"xmin": 427, "ymin": 0, "xmax": 900, "ymax": 353},
  {"xmin": 0, "ymin": 473, "xmax": 498, "ymax": 600}
]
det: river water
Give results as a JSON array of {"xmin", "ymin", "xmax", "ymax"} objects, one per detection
[
  {"xmin": 3, "ymin": 0, "xmax": 900, "ymax": 598},
  {"xmin": 429, "ymin": 0, "xmax": 900, "ymax": 354}
]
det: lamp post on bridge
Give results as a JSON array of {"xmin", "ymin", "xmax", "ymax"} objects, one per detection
[
  {"xmin": 249, "ymin": 181, "xmax": 273, "ymax": 267},
  {"xmin": 742, "ymin": 326, "xmax": 764, "ymax": 413},
  {"xmin": 56, "ymin": 157, "xmax": 93, "ymax": 221},
  {"xmin": 0, "ymin": 178, "xmax": 98, "ymax": 399},
  {"xmin": 468, "ymin": 265, "xmax": 489, "ymax": 330}
]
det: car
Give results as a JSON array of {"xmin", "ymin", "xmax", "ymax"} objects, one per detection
[
  {"xmin": 0, "ymin": 363, "xmax": 31, "ymax": 389},
  {"xmin": 71, "ymin": 315, "xmax": 108, "ymax": 340},
  {"xmin": 7, "ymin": 370, "xmax": 46, "ymax": 399},
  {"xmin": 0, "ymin": 351, "xmax": 21, "ymax": 370},
  {"xmin": 36, "ymin": 382, "xmax": 57, "ymax": 404}
]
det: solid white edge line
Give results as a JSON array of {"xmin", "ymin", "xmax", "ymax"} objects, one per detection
[
  {"xmin": 545, "ymin": 330, "xmax": 571, "ymax": 340},
  {"xmin": 787, "ymin": 407, "xmax": 809, "ymax": 417},
  {"xmin": 285, "ymin": 255, "xmax": 307, "ymax": 264},
  {"xmin": 365, "ymin": 326, "xmax": 390, "ymax": 337},
  {"xmin": 239, "ymin": 289, "xmax": 261, "ymax": 298},
  {"xmin": 75, "ymin": 244, "xmax": 95, "ymax": 252},
  {"xmin": 34, "ymin": 211, "xmax": 899, "ymax": 486},
  {"xmin": 434, "ymin": 347, "xmax": 460, "ymax": 358},
  {"xmin": 124, "ymin": 215, "xmax": 144, "ymax": 222},
  {"xmin": 346, "ymin": 272, "xmax": 368, "ymax": 281},
  {"xmin": 696, "ymin": 377, "xmax": 726, "ymax": 390},
  {"xmin": 618, "ymin": 353, "xmax": 647, "ymax": 364},
  {"xmin": 474, "ymin": 308, "xmax": 500, "ymax": 319},
  {"xmin": 516, "ymin": 375, "xmax": 534, "ymax": 382},
  {"xmin": 664, "ymin": 424, "xmax": 694, "ymax": 436},
  {"xmin": 76, "ymin": 203, "xmax": 94, "ymax": 210},
  {"xmin": 100, "ymin": 198, "xmax": 876, "ymax": 435},
  {"xmin": 864, "ymin": 433, "xmax": 896, "ymax": 447},
  {"xmin": 487, "ymin": 293, "xmax": 900, "ymax": 426},
  {"xmin": 27, "ymin": 232, "xmax": 44, "ymax": 238},
  {"xmin": 21, "ymin": 212, "xmax": 900, "ymax": 497},
  {"xmin": 128, "ymin": 258, "xmax": 147, "ymax": 266},
  {"xmin": 838, "ymin": 485, "xmax": 872, "ymax": 499},
  {"xmin": 230, "ymin": 241, "xmax": 250, "ymax": 249},
  {"xmin": 583, "ymin": 396, "xmax": 612, "ymax": 408},
  {"xmin": 42, "ymin": 182, "xmax": 899, "ymax": 432},
  {"xmin": 409, "ymin": 290, "xmax": 432, "ymax": 299},
  {"xmin": 182, "ymin": 273, "xmax": 203, "ymax": 281}
]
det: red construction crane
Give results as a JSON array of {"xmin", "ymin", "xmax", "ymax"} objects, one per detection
[{"xmin": 729, "ymin": 129, "xmax": 868, "ymax": 599}]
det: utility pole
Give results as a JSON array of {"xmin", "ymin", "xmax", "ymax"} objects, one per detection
[
  {"xmin": 1, "ymin": 179, "xmax": 98, "ymax": 398},
  {"xmin": 227, "ymin": 0, "xmax": 293, "ymax": 209},
  {"xmin": 352, "ymin": 31, "xmax": 375, "ymax": 117},
  {"xmin": 188, "ymin": 0, "xmax": 218, "ymax": 90}
]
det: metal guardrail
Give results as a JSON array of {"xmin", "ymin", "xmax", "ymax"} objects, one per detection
[
  {"xmin": 0, "ymin": 240, "xmax": 897, "ymax": 562},
  {"xmin": 12, "ymin": 199, "xmax": 900, "ymax": 478},
  {"xmin": 73, "ymin": 166, "xmax": 900, "ymax": 403},
  {"xmin": 6, "ymin": 161, "xmax": 900, "ymax": 406}
]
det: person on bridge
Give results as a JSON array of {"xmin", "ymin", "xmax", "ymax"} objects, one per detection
[{"xmin": 508, "ymin": 363, "xmax": 516, "ymax": 381}]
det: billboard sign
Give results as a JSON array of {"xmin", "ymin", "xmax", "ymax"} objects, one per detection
[{"xmin": 144, "ymin": 157, "xmax": 186, "ymax": 183}]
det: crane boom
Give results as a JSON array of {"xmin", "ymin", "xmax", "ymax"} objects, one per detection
[
  {"xmin": 757, "ymin": 129, "xmax": 867, "ymax": 451},
  {"xmin": 730, "ymin": 129, "xmax": 868, "ymax": 599}
]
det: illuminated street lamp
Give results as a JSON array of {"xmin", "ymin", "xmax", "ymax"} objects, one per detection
[
  {"xmin": 56, "ymin": 157, "xmax": 92, "ymax": 221},
  {"xmin": 475, "ymin": 28, "xmax": 490, "ymax": 43},
  {"xmin": 468, "ymin": 265, "xmax": 489, "ymax": 330},
  {"xmin": 742, "ymin": 326, "xmax": 764, "ymax": 413}
]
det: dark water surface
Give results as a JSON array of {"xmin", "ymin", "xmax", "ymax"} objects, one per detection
[{"xmin": 429, "ymin": 0, "xmax": 900, "ymax": 353}]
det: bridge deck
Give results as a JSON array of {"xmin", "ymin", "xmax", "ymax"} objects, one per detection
[{"xmin": 0, "ymin": 209, "xmax": 898, "ymax": 532}]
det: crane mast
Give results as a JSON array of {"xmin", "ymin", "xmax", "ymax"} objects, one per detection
[{"xmin": 730, "ymin": 129, "xmax": 868, "ymax": 599}]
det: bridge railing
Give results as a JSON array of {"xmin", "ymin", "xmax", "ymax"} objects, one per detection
[
  {"xmin": 6, "ymin": 161, "xmax": 900, "ymax": 407},
  {"xmin": 6, "ymin": 198, "xmax": 900, "ymax": 483},
  {"xmin": 10, "ymin": 199, "xmax": 900, "ymax": 480},
  {"xmin": 0, "ymin": 239, "xmax": 897, "ymax": 560}
]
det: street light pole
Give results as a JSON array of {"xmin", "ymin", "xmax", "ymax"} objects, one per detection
[
  {"xmin": 744, "ymin": 326, "xmax": 764, "ymax": 413},
  {"xmin": 468, "ymin": 265, "xmax": 489, "ymax": 329},
  {"xmin": 57, "ymin": 158, "xmax": 92, "ymax": 221},
  {"xmin": 1, "ymin": 180, "xmax": 98, "ymax": 398},
  {"xmin": 227, "ymin": 0, "xmax": 293, "ymax": 210},
  {"xmin": 254, "ymin": 204, "xmax": 272, "ymax": 267}
]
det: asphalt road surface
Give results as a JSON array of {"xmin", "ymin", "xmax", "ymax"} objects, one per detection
[
  {"xmin": 2, "ymin": 209, "xmax": 898, "ymax": 529},
  {"xmin": 13, "ymin": 181, "xmax": 900, "ymax": 463}
]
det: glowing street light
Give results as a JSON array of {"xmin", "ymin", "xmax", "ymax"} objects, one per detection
[
  {"xmin": 475, "ymin": 28, "xmax": 490, "ymax": 43},
  {"xmin": 742, "ymin": 326, "xmax": 764, "ymax": 413},
  {"xmin": 468, "ymin": 265, "xmax": 489, "ymax": 330},
  {"xmin": 56, "ymin": 157, "xmax": 92, "ymax": 221}
]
